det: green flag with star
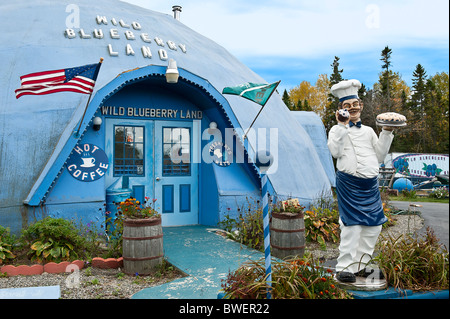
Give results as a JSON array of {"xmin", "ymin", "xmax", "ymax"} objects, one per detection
[{"xmin": 222, "ymin": 80, "xmax": 280, "ymax": 106}]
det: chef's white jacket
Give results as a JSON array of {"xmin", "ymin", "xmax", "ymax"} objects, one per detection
[{"xmin": 327, "ymin": 123, "xmax": 394, "ymax": 179}]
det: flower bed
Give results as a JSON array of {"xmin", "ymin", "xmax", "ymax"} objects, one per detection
[{"xmin": 220, "ymin": 255, "xmax": 352, "ymax": 299}]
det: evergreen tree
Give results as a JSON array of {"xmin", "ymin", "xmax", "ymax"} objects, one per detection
[
  {"xmin": 411, "ymin": 64, "xmax": 427, "ymax": 110},
  {"xmin": 282, "ymin": 89, "xmax": 292, "ymax": 109},
  {"xmin": 409, "ymin": 64, "xmax": 428, "ymax": 152},
  {"xmin": 330, "ymin": 56, "xmax": 344, "ymax": 85},
  {"xmin": 324, "ymin": 56, "xmax": 344, "ymax": 133},
  {"xmin": 380, "ymin": 46, "xmax": 393, "ymax": 110},
  {"xmin": 303, "ymin": 99, "xmax": 311, "ymax": 111},
  {"xmin": 358, "ymin": 83, "xmax": 367, "ymax": 98}
]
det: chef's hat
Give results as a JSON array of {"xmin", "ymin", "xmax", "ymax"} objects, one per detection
[{"xmin": 331, "ymin": 79, "xmax": 361, "ymax": 102}]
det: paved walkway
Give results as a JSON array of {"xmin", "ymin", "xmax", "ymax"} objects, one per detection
[{"xmin": 132, "ymin": 225, "xmax": 265, "ymax": 299}]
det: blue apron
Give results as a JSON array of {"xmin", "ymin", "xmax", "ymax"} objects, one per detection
[{"xmin": 335, "ymin": 171, "xmax": 387, "ymax": 226}]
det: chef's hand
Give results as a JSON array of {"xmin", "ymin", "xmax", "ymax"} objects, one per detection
[{"xmin": 335, "ymin": 110, "xmax": 349, "ymax": 125}]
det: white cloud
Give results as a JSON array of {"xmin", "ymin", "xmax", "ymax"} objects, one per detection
[
  {"xmin": 124, "ymin": 0, "xmax": 448, "ymax": 59},
  {"xmin": 123, "ymin": 0, "xmax": 448, "ymax": 90}
]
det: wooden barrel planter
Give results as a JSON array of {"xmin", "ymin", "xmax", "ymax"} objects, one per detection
[
  {"xmin": 122, "ymin": 217, "xmax": 164, "ymax": 275},
  {"xmin": 270, "ymin": 212, "xmax": 305, "ymax": 260}
]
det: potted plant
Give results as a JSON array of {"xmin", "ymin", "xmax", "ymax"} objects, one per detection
[
  {"xmin": 270, "ymin": 198, "xmax": 306, "ymax": 259},
  {"xmin": 271, "ymin": 198, "xmax": 305, "ymax": 216},
  {"xmin": 117, "ymin": 197, "xmax": 163, "ymax": 275}
]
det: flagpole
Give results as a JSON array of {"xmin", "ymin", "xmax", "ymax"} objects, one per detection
[
  {"xmin": 255, "ymin": 150, "xmax": 274, "ymax": 299},
  {"xmin": 75, "ymin": 57, "xmax": 104, "ymax": 137},
  {"xmin": 243, "ymin": 80, "xmax": 280, "ymax": 140}
]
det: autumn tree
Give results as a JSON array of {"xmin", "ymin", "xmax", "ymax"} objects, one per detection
[
  {"xmin": 281, "ymin": 51, "xmax": 448, "ymax": 155},
  {"xmin": 372, "ymin": 70, "xmax": 412, "ymax": 152},
  {"xmin": 374, "ymin": 71, "xmax": 411, "ymax": 113},
  {"xmin": 422, "ymin": 72, "xmax": 449, "ymax": 153},
  {"xmin": 314, "ymin": 74, "xmax": 332, "ymax": 120},
  {"xmin": 289, "ymin": 81, "xmax": 316, "ymax": 107}
]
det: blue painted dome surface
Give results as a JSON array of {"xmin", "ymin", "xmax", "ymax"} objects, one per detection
[{"xmin": 0, "ymin": 0, "xmax": 333, "ymax": 229}]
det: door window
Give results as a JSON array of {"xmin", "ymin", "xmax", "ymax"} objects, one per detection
[
  {"xmin": 162, "ymin": 127, "xmax": 191, "ymax": 176},
  {"xmin": 113, "ymin": 125, "xmax": 144, "ymax": 176}
]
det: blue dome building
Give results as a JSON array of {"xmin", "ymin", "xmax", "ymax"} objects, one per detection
[{"xmin": 0, "ymin": 0, "xmax": 335, "ymax": 233}]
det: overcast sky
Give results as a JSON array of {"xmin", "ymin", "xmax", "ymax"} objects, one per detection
[{"xmin": 124, "ymin": 0, "xmax": 449, "ymax": 93}]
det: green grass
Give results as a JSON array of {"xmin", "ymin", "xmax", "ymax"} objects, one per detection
[{"xmin": 388, "ymin": 196, "xmax": 449, "ymax": 204}]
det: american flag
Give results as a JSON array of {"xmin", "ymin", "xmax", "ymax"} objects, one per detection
[{"xmin": 15, "ymin": 62, "xmax": 102, "ymax": 99}]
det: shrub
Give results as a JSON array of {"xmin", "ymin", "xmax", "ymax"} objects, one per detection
[
  {"xmin": 104, "ymin": 210, "xmax": 124, "ymax": 258},
  {"xmin": 304, "ymin": 207, "xmax": 340, "ymax": 249},
  {"xmin": 236, "ymin": 206, "xmax": 264, "ymax": 251},
  {"xmin": 375, "ymin": 227, "xmax": 449, "ymax": 291},
  {"xmin": 0, "ymin": 225, "xmax": 16, "ymax": 246},
  {"xmin": 381, "ymin": 203, "xmax": 396, "ymax": 228},
  {"xmin": 0, "ymin": 226, "xmax": 16, "ymax": 264},
  {"xmin": 217, "ymin": 214, "xmax": 237, "ymax": 233},
  {"xmin": 401, "ymin": 189, "xmax": 417, "ymax": 199},
  {"xmin": 21, "ymin": 217, "xmax": 88, "ymax": 263},
  {"xmin": 311, "ymin": 188, "xmax": 337, "ymax": 212},
  {"xmin": 429, "ymin": 187, "xmax": 449, "ymax": 199},
  {"xmin": 221, "ymin": 254, "xmax": 352, "ymax": 299},
  {"xmin": 218, "ymin": 200, "xmax": 264, "ymax": 252},
  {"xmin": 77, "ymin": 219, "xmax": 107, "ymax": 260}
]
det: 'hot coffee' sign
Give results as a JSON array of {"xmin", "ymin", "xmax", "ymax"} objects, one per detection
[{"xmin": 66, "ymin": 143, "xmax": 109, "ymax": 182}]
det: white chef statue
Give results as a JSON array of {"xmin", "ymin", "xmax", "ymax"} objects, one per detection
[{"xmin": 327, "ymin": 79, "xmax": 394, "ymax": 283}]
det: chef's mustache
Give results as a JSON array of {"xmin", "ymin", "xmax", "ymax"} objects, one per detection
[{"xmin": 345, "ymin": 106, "xmax": 362, "ymax": 112}]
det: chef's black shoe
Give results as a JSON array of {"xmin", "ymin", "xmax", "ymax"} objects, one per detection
[
  {"xmin": 354, "ymin": 268, "xmax": 385, "ymax": 279},
  {"xmin": 336, "ymin": 271, "xmax": 356, "ymax": 283}
]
